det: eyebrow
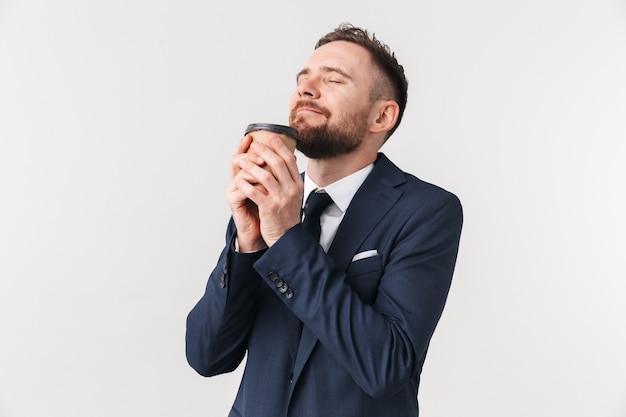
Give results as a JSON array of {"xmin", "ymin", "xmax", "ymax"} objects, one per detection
[{"xmin": 296, "ymin": 66, "xmax": 353, "ymax": 82}]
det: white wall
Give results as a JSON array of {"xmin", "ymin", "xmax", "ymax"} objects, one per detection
[{"xmin": 1, "ymin": 1, "xmax": 625, "ymax": 416}]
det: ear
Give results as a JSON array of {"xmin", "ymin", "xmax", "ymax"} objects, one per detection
[{"xmin": 369, "ymin": 100, "xmax": 400, "ymax": 134}]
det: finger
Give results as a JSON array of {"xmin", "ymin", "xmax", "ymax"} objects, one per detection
[
  {"xmin": 259, "ymin": 136, "xmax": 300, "ymax": 184},
  {"xmin": 231, "ymin": 135, "xmax": 264, "ymax": 177},
  {"xmin": 230, "ymin": 136, "xmax": 252, "ymax": 177},
  {"xmin": 268, "ymin": 136, "xmax": 301, "ymax": 183},
  {"xmin": 235, "ymin": 175, "xmax": 269, "ymax": 206},
  {"xmin": 238, "ymin": 158, "xmax": 274, "ymax": 195},
  {"xmin": 249, "ymin": 138, "xmax": 287, "ymax": 178},
  {"xmin": 240, "ymin": 135, "xmax": 269, "ymax": 164},
  {"xmin": 236, "ymin": 134, "xmax": 253, "ymax": 154}
]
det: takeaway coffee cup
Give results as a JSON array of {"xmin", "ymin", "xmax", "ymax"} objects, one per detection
[{"xmin": 244, "ymin": 123, "xmax": 299, "ymax": 153}]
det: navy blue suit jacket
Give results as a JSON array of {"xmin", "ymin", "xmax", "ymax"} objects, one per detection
[{"xmin": 186, "ymin": 153, "xmax": 463, "ymax": 417}]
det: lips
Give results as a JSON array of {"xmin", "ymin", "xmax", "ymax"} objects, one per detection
[
  {"xmin": 293, "ymin": 102, "xmax": 330, "ymax": 117},
  {"xmin": 297, "ymin": 107, "xmax": 322, "ymax": 115},
  {"xmin": 289, "ymin": 102, "xmax": 331, "ymax": 128}
]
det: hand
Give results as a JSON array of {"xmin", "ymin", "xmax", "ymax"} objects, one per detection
[
  {"xmin": 235, "ymin": 135, "xmax": 304, "ymax": 247},
  {"xmin": 226, "ymin": 135, "xmax": 267, "ymax": 252}
]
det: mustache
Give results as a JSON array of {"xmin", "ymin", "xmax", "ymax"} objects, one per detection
[{"xmin": 293, "ymin": 101, "xmax": 331, "ymax": 117}]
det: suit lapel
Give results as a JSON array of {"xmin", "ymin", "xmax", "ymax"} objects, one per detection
[
  {"xmin": 329, "ymin": 153, "xmax": 405, "ymax": 270},
  {"xmin": 290, "ymin": 153, "xmax": 406, "ymax": 386}
]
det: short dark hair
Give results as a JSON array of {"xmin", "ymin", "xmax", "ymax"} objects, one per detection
[{"xmin": 315, "ymin": 23, "xmax": 409, "ymax": 139}]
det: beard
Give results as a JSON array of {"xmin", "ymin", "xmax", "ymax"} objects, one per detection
[{"xmin": 289, "ymin": 101, "xmax": 370, "ymax": 159}]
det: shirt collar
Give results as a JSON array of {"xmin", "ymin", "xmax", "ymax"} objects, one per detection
[{"xmin": 303, "ymin": 163, "xmax": 374, "ymax": 213}]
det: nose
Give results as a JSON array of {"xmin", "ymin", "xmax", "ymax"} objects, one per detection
[{"xmin": 297, "ymin": 77, "xmax": 320, "ymax": 99}]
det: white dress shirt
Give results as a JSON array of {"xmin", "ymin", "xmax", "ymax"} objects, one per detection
[{"xmin": 302, "ymin": 163, "xmax": 374, "ymax": 252}]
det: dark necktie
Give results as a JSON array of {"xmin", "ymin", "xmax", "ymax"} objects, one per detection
[{"xmin": 302, "ymin": 191, "xmax": 333, "ymax": 241}]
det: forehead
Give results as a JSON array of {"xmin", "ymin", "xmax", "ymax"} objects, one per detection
[{"xmin": 301, "ymin": 41, "xmax": 374, "ymax": 78}]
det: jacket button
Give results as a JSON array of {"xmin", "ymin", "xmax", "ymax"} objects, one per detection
[
  {"xmin": 278, "ymin": 283, "xmax": 289, "ymax": 293},
  {"xmin": 273, "ymin": 278, "xmax": 284, "ymax": 288},
  {"xmin": 285, "ymin": 288, "xmax": 294, "ymax": 299}
]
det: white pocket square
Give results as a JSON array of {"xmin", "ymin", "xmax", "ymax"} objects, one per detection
[{"xmin": 351, "ymin": 249, "xmax": 378, "ymax": 262}]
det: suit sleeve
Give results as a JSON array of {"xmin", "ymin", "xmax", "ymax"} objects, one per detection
[
  {"xmin": 253, "ymin": 190, "xmax": 463, "ymax": 398},
  {"xmin": 185, "ymin": 219, "xmax": 265, "ymax": 376}
]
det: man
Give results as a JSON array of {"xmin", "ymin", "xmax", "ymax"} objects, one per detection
[{"xmin": 186, "ymin": 23, "xmax": 463, "ymax": 417}]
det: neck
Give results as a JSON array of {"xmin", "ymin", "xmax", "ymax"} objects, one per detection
[{"xmin": 306, "ymin": 151, "xmax": 378, "ymax": 187}]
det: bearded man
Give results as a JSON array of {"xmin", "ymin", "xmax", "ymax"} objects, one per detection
[{"xmin": 186, "ymin": 23, "xmax": 463, "ymax": 417}]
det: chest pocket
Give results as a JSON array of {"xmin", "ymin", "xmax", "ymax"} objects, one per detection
[{"xmin": 345, "ymin": 254, "xmax": 383, "ymax": 305}]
